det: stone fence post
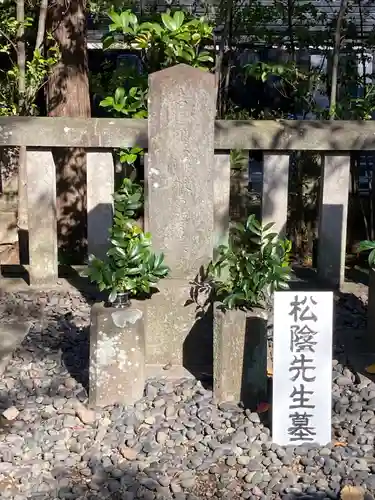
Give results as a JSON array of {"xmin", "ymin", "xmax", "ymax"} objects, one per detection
[
  {"xmin": 27, "ymin": 149, "xmax": 58, "ymax": 284},
  {"xmin": 145, "ymin": 64, "xmax": 216, "ymax": 372},
  {"xmin": 317, "ymin": 154, "xmax": 350, "ymax": 289}
]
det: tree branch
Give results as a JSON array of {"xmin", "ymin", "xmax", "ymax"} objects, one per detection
[
  {"xmin": 35, "ymin": 0, "xmax": 49, "ymax": 53},
  {"xmin": 17, "ymin": 0, "xmax": 26, "ymax": 114},
  {"xmin": 329, "ymin": 0, "xmax": 348, "ymax": 119}
]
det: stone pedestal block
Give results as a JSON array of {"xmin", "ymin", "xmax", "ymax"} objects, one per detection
[
  {"xmin": 89, "ymin": 301, "xmax": 145, "ymax": 407},
  {"xmin": 213, "ymin": 306, "xmax": 268, "ymax": 408},
  {"xmin": 145, "ymin": 279, "xmax": 213, "ymax": 372}
]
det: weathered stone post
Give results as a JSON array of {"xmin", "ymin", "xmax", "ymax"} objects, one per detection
[
  {"xmin": 26, "ymin": 149, "xmax": 58, "ymax": 284},
  {"xmin": 86, "ymin": 151, "xmax": 114, "ymax": 260},
  {"xmin": 262, "ymin": 153, "xmax": 290, "ymax": 236},
  {"xmin": 214, "ymin": 153, "xmax": 231, "ymax": 255},
  {"xmin": 89, "ymin": 302, "xmax": 145, "ymax": 407},
  {"xmin": 317, "ymin": 153, "xmax": 350, "ymax": 289},
  {"xmin": 145, "ymin": 64, "xmax": 216, "ymax": 371}
]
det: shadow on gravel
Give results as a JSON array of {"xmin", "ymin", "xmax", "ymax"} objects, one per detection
[
  {"xmin": 333, "ymin": 288, "xmax": 375, "ymax": 385},
  {"xmin": 0, "ymin": 291, "xmax": 375, "ymax": 500},
  {"xmin": 61, "ymin": 326, "xmax": 90, "ymax": 391},
  {"xmin": 22, "ymin": 464, "xmax": 375, "ymax": 500},
  {"xmin": 0, "ymin": 290, "xmax": 92, "ymax": 409},
  {"xmin": 0, "ymin": 279, "xmax": 372, "ymax": 407}
]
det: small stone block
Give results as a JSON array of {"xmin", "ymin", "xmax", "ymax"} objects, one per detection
[
  {"xmin": 145, "ymin": 279, "xmax": 212, "ymax": 370},
  {"xmin": 213, "ymin": 306, "xmax": 267, "ymax": 407},
  {"xmin": 89, "ymin": 302, "xmax": 145, "ymax": 407}
]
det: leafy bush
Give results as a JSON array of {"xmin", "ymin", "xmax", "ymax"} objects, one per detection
[
  {"xmin": 91, "ymin": 8, "xmax": 215, "ymax": 179},
  {"xmin": 103, "ymin": 9, "xmax": 214, "ymax": 71},
  {"xmin": 84, "ymin": 178, "xmax": 169, "ymax": 302},
  {"xmin": 208, "ymin": 215, "xmax": 292, "ymax": 311},
  {"xmin": 359, "ymin": 240, "xmax": 375, "ymax": 268}
]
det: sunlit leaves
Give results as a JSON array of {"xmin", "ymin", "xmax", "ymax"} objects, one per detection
[
  {"xmin": 102, "ymin": 8, "xmax": 214, "ymax": 71},
  {"xmin": 84, "ymin": 177, "xmax": 169, "ymax": 301},
  {"xmin": 208, "ymin": 214, "xmax": 292, "ymax": 311}
]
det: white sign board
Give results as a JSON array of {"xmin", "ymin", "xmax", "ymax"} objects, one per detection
[{"xmin": 272, "ymin": 291, "xmax": 333, "ymax": 446}]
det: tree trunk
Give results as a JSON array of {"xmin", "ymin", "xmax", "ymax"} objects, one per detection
[
  {"xmin": 16, "ymin": 0, "xmax": 29, "ymax": 265},
  {"xmin": 47, "ymin": 0, "xmax": 91, "ymax": 264},
  {"xmin": 36, "ymin": 0, "xmax": 48, "ymax": 52},
  {"xmin": 329, "ymin": 0, "xmax": 348, "ymax": 119},
  {"xmin": 215, "ymin": 0, "xmax": 233, "ymax": 117}
]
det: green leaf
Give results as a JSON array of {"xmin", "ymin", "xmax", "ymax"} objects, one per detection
[
  {"xmin": 99, "ymin": 96, "xmax": 114, "ymax": 108},
  {"xmin": 107, "ymin": 10, "xmax": 122, "ymax": 27},
  {"xmin": 108, "ymin": 289, "xmax": 117, "ymax": 302},
  {"xmin": 115, "ymin": 87, "xmax": 125, "ymax": 104},
  {"xmin": 181, "ymin": 51, "xmax": 193, "ymax": 62},
  {"xmin": 263, "ymin": 222, "xmax": 275, "ymax": 232},
  {"xmin": 161, "ymin": 13, "xmax": 177, "ymax": 31},
  {"xmin": 173, "ymin": 11, "xmax": 185, "ymax": 29},
  {"xmin": 115, "ymin": 246, "xmax": 127, "ymax": 257},
  {"xmin": 126, "ymin": 267, "xmax": 142, "ymax": 275},
  {"xmin": 369, "ymin": 249, "xmax": 375, "ymax": 268},
  {"xmin": 129, "ymin": 86, "xmax": 138, "ymax": 98},
  {"xmin": 128, "ymin": 11, "xmax": 138, "ymax": 26},
  {"xmin": 197, "ymin": 53, "xmax": 213, "ymax": 63},
  {"xmin": 80, "ymin": 267, "xmax": 89, "ymax": 277},
  {"xmin": 359, "ymin": 240, "xmax": 375, "ymax": 252},
  {"xmin": 175, "ymin": 31, "xmax": 191, "ymax": 41},
  {"xmin": 120, "ymin": 11, "xmax": 130, "ymax": 29}
]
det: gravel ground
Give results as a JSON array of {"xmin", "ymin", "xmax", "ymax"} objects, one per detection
[{"xmin": 0, "ymin": 287, "xmax": 374, "ymax": 500}]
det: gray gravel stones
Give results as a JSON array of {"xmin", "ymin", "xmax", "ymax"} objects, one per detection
[{"xmin": 0, "ymin": 288, "xmax": 374, "ymax": 500}]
